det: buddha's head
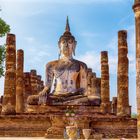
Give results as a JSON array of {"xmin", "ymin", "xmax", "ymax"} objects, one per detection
[{"xmin": 58, "ymin": 17, "xmax": 77, "ymax": 58}]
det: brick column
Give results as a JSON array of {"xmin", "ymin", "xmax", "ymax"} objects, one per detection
[
  {"xmin": 23, "ymin": 72, "xmax": 32, "ymax": 109},
  {"xmin": 40, "ymin": 80, "xmax": 44, "ymax": 90},
  {"xmin": 87, "ymin": 68, "xmax": 93, "ymax": 96},
  {"xmin": 16, "ymin": 49, "xmax": 24, "ymax": 113},
  {"xmin": 117, "ymin": 30, "xmax": 130, "ymax": 117},
  {"xmin": 91, "ymin": 72, "xmax": 96, "ymax": 97},
  {"xmin": 100, "ymin": 51, "xmax": 111, "ymax": 113},
  {"xmin": 133, "ymin": 1, "xmax": 140, "ymax": 137},
  {"xmin": 90, "ymin": 73, "xmax": 101, "ymax": 105},
  {"xmin": 30, "ymin": 70, "xmax": 38, "ymax": 95},
  {"xmin": 2, "ymin": 34, "xmax": 16, "ymax": 115},
  {"xmin": 37, "ymin": 75, "xmax": 42, "ymax": 93},
  {"xmin": 96, "ymin": 78, "xmax": 101, "ymax": 99}
]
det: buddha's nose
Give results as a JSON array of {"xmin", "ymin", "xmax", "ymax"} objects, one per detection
[{"xmin": 64, "ymin": 43, "xmax": 68, "ymax": 49}]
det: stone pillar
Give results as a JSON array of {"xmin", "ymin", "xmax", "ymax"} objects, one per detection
[
  {"xmin": 23, "ymin": 72, "xmax": 32, "ymax": 109},
  {"xmin": 133, "ymin": 2, "xmax": 140, "ymax": 137},
  {"xmin": 16, "ymin": 49, "xmax": 24, "ymax": 113},
  {"xmin": 89, "ymin": 73, "xmax": 101, "ymax": 105},
  {"xmin": 30, "ymin": 70, "xmax": 38, "ymax": 95},
  {"xmin": 111, "ymin": 97, "xmax": 117, "ymax": 115},
  {"xmin": 91, "ymin": 72, "xmax": 96, "ymax": 96},
  {"xmin": 87, "ymin": 68, "xmax": 93, "ymax": 96},
  {"xmin": 2, "ymin": 34, "xmax": 16, "ymax": 115},
  {"xmin": 100, "ymin": 51, "xmax": 111, "ymax": 113},
  {"xmin": 117, "ymin": 30, "xmax": 130, "ymax": 117},
  {"xmin": 40, "ymin": 80, "xmax": 44, "ymax": 90},
  {"xmin": 96, "ymin": 78, "xmax": 101, "ymax": 99},
  {"xmin": 37, "ymin": 75, "xmax": 42, "ymax": 93}
]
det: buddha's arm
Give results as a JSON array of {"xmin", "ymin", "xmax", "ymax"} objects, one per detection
[
  {"xmin": 44, "ymin": 62, "xmax": 54, "ymax": 93},
  {"xmin": 79, "ymin": 64, "xmax": 88, "ymax": 94},
  {"xmin": 38, "ymin": 63, "xmax": 54, "ymax": 104},
  {"xmin": 39, "ymin": 63, "xmax": 54, "ymax": 97}
]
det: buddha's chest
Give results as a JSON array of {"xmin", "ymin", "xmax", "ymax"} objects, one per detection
[{"xmin": 54, "ymin": 61, "xmax": 80, "ymax": 78}]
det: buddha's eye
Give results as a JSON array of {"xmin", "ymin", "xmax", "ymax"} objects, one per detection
[
  {"xmin": 68, "ymin": 39, "xmax": 73, "ymax": 44},
  {"xmin": 62, "ymin": 40, "xmax": 66, "ymax": 44}
]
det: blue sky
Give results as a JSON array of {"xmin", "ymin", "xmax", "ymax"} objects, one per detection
[{"xmin": 0, "ymin": 0, "xmax": 136, "ymax": 112}]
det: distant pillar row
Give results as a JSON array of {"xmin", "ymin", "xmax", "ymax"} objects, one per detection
[
  {"xmin": 30, "ymin": 70, "xmax": 38, "ymax": 95},
  {"xmin": 2, "ymin": 34, "xmax": 16, "ymax": 115},
  {"xmin": 96, "ymin": 78, "xmax": 101, "ymax": 99},
  {"xmin": 16, "ymin": 49, "xmax": 24, "ymax": 113},
  {"xmin": 100, "ymin": 51, "xmax": 111, "ymax": 113},
  {"xmin": 91, "ymin": 74, "xmax": 101, "ymax": 105},
  {"xmin": 87, "ymin": 68, "xmax": 93, "ymax": 96},
  {"xmin": 23, "ymin": 71, "xmax": 44, "ymax": 109},
  {"xmin": 133, "ymin": 0, "xmax": 140, "ymax": 138},
  {"xmin": 91, "ymin": 72, "xmax": 97, "ymax": 97},
  {"xmin": 117, "ymin": 30, "xmax": 130, "ymax": 117}
]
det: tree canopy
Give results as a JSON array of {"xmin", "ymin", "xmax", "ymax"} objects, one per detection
[
  {"xmin": 0, "ymin": 18, "xmax": 10, "ymax": 37},
  {"xmin": 0, "ymin": 18, "xmax": 10, "ymax": 77}
]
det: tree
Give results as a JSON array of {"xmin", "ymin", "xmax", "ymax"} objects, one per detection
[
  {"xmin": 0, "ymin": 18, "xmax": 10, "ymax": 37},
  {"xmin": 0, "ymin": 18, "xmax": 10, "ymax": 77},
  {"xmin": 131, "ymin": 113, "xmax": 137, "ymax": 119}
]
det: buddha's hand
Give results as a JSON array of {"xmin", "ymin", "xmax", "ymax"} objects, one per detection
[
  {"xmin": 39, "ymin": 86, "xmax": 50, "ymax": 97},
  {"xmin": 27, "ymin": 95, "xmax": 39, "ymax": 105}
]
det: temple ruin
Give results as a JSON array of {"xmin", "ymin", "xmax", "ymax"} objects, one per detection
[{"xmin": 0, "ymin": 1, "xmax": 139, "ymax": 138}]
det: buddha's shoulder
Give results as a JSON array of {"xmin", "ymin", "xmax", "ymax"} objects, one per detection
[
  {"xmin": 73, "ymin": 59, "xmax": 87, "ymax": 69},
  {"xmin": 46, "ymin": 60, "xmax": 59, "ymax": 68}
]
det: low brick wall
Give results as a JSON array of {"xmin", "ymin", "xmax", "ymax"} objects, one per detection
[
  {"xmin": 90, "ymin": 117, "xmax": 137, "ymax": 138},
  {"xmin": 0, "ymin": 115, "xmax": 51, "ymax": 137},
  {"xmin": 0, "ymin": 114, "xmax": 137, "ymax": 138}
]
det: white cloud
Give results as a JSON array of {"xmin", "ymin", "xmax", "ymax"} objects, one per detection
[
  {"xmin": 23, "ymin": 39, "xmax": 55, "ymax": 66},
  {"xmin": 0, "ymin": 77, "xmax": 4, "ymax": 96},
  {"xmin": 77, "ymin": 51, "xmax": 101, "ymax": 76},
  {"xmin": 81, "ymin": 31, "xmax": 99, "ymax": 38},
  {"xmin": 25, "ymin": 37, "xmax": 35, "ymax": 43}
]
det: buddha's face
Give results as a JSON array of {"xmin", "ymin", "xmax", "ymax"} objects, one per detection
[{"xmin": 60, "ymin": 38, "xmax": 76, "ymax": 57}]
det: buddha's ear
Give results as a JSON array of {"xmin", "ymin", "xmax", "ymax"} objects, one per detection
[
  {"xmin": 72, "ymin": 44, "xmax": 75, "ymax": 56},
  {"xmin": 72, "ymin": 41, "xmax": 77, "ymax": 56}
]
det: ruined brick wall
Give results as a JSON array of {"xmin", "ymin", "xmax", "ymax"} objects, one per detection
[
  {"xmin": 23, "ymin": 70, "xmax": 44, "ymax": 108},
  {"xmin": 0, "ymin": 114, "xmax": 136, "ymax": 138}
]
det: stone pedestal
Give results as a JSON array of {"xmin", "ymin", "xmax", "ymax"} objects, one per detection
[{"xmin": 2, "ymin": 34, "xmax": 16, "ymax": 115}]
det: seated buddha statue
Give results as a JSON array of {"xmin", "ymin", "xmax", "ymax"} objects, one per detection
[{"xmin": 27, "ymin": 17, "xmax": 100, "ymax": 106}]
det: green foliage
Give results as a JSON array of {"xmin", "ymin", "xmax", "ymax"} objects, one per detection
[
  {"xmin": 0, "ymin": 18, "xmax": 10, "ymax": 37},
  {"xmin": 0, "ymin": 45, "xmax": 5, "ymax": 77},
  {"xmin": 0, "ymin": 18, "xmax": 10, "ymax": 77},
  {"xmin": 131, "ymin": 113, "xmax": 137, "ymax": 119}
]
